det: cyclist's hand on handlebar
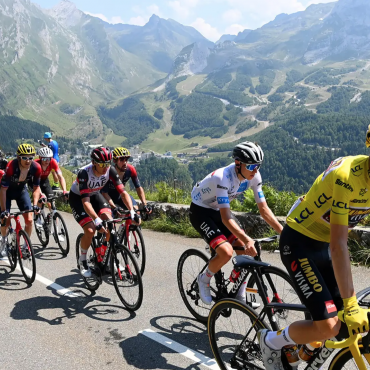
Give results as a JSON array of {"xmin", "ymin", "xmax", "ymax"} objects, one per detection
[
  {"xmin": 130, "ymin": 210, "xmax": 141, "ymax": 225},
  {"xmin": 94, "ymin": 217, "xmax": 107, "ymax": 234},
  {"xmin": 63, "ymin": 191, "xmax": 69, "ymax": 201},
  {"xmin": 338, "ymin": 296, "xmax": 370, "ymax": 336},
  {"xmin": 0, "ymin": 210, "xmax": 9, "ymax": 219},
  {"xmin": 32, "ymin": 205, "xmax": 41, "ymax": 214},
  {"xmin": 143, "ymin": 204, "xmax": 152, "ymax": 214},
  {"xmin": 245, "ymin": 239, "xmax": 257, "ymax": 257},
  {"xmin": 113, "ymin": 206, "xmax": 124, "ymax": 217}
]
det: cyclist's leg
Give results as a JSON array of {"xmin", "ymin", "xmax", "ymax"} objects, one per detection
[
  {"xmin": 16, "ymin": 189, "xmax": 33, "ymax": 237},
  {"xmin": 0, "ymin": 191, "xmax": 11, "ymax": 254},
  {"xmin": 117, "ymin": 194, "xmax": 138, "ymax": 211},
  {"xmin": 40, "ymin": 179, "xmax": 53, "ymax": 212},
  {"xmin": 91, "ymin": 193, "xmax": 112, "ymax": 242}
]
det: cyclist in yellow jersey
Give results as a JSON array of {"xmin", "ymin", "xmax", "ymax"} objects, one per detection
[{"xmin": 258, "ymin": 129, "xmax": 370, "ymax": 370}]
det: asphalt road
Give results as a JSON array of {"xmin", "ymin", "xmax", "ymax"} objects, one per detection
[{"xmin": 0, "ymin": 210, "xmax": 369, "ymax": 370}]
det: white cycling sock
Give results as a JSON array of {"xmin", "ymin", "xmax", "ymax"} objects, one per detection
[
  {"xmin": 265, "ymin": 326, "xmax": 296, "ymax": 350},
  {"xmin": 200, "ymin": 267, "xmax": 214, "ymax": 284},
  {"xmin": 79, "ymin": 248, "xmax": 87, "ymax": 262}
]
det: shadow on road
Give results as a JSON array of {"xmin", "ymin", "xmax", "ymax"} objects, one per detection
[{"xmin": 119, "ymin": 315, "xmax": 212, "ymax": 370}]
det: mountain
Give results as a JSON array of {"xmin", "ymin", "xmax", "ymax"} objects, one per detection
[
  {"xmin": 216, "ymin": 34, "xmax": 236, "ymax": 44},
  {"xmin": 110, "ymin": 14, "xmax": 214, "ymax": 72}
]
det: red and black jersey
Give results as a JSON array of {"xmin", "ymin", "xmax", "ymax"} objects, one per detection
[
  {"xmin": 34, "ymin": 158, "xmax": 61, "ymax": 181},
  {"xmin": 102, "ymin": 164, "xmax": 141, "ymax": 200},
  {"xmin": 1, "ymin": 159, "xmax": 41, "ymax": 190},
  {"xmin": 70, "ymin": 163, "xmax": 124, "ymax": 199}
]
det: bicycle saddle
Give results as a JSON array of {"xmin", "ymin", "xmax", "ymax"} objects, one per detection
[{"xmin": 232, "ymin": 255, "xmax": 270, "ymax": 269}]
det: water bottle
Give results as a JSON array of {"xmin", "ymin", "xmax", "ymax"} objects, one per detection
[
  {"xmin": 298, "ymin": 342, "xmax": 323, "ymax": 362},
  {"xmin": 283, "ymin": 345, "xmax": 301, "ymax": 367}
]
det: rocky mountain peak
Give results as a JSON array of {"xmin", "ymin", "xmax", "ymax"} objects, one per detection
[{"xmin": 47, "ymin": 0, "xmax": 83, "ymax": 27}]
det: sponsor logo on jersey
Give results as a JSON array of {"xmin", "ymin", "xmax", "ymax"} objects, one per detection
[
  {"xmin": 291, "ymin": 261, "xmax": 297, "ymax": 272},
  {"xmin": 332, "ymin": 200, "xmax": 349, "ymax": 210},
  {"xmin": 351, "ymin": 164, "xmax": 363, "ymax": 176},
  {"xmin": 283, "ymin": 245, "xmax": 291, "ymax": 255},
  {"xmin": 325, "ymin": 300, "xmax": 337, "ymax": 314},
  {"xmin": 258, "ymin": 191, "xmax": 265, "ymax": 199},
  {"xmin": 360, "ymin": 188, "xmax": 368, "ymax": 196},
  {"xmin": 217, "ymin": 185, "xmax": 228, "ymax": 190},
  {"xmin": 193, "ymin": 192, "xmax": 201, "ymax": 201},
  {"xmin": 351, "ymin": 199, "xmax": 367, "ymax": 204},
  {"xmin": 335, "ymin": 179, "xmax": 354, "ymax": 192},
  {"xmin": 237, "ymin": 181, "xmax": 249, "ymax": 193},
  {"xmin": 322, "ymin": 207, "xmax": 370, "ymax": 227},
  {"xmin": 294, "ymin": 207, "xmax": 314, "ymax": 224},
  {"xmin": 200, "ymin": 222, "xmax": 216, "ymax": 238},
  {"xmin": 201, "ymin": 187, "xmax": 211, "ymax": 194},
  {"xmin": 294, "ymin": 258, "xmax": 322, "ymax": 299},
  {"xmin": 314, "ymin": 193, "xmax": 332, "ymax": 208},
  {"xmin": 217, "ymin": 197, "xmax": 229, "ymax": 204}
]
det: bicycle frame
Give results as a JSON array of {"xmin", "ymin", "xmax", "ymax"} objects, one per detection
[{"xmin": 8, "ymin": 211, "xmax": 32, "ymax": 258}]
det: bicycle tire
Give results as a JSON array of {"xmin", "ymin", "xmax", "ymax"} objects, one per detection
[
  {"xmin": 111, "ymin": 243, "xmax": 143, "ymax": 311},
  {"xmin": 177, "ymin": 248, "xmax": 214, "ymax": 323},
  {"xmin": 17, "ymin": 230, "xmax": 36, "ymax": 284},
  {"xmin": 6, "ymin": 231, "xmax": 17, "ymax": 272},
  {"xmin": 246, "ymin": 265, "xmax": 310, "ymax": 326},
  {"xmin": 34, "ymin": 212, "xmax": 49, "ymax": 247},
  {"xmin": 328, "ymin": 345, "xmax": 370, "ymax": 370},
  {"xmin": 53, "ymin": 212, "xmax": 70, "ymax": 256},
  {"xmin": 75, "ymin": 233, "xmax": 100, "ymax": 291},
  {"xmin": 123, "ymin": 226, "xmax": 146, "ymax": 276},
  {"xmin": 208, "ymin": 298, "xmax": 269, "ymax": 370}
]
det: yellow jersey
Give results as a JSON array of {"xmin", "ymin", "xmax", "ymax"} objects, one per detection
[{"xmin": 287, "ymin": 155, "xmax": 370, "ymax": 242}]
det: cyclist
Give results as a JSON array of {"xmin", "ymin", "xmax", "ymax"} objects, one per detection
[
  {"xmin": 0, "ymin": 144, "xmax": 41, "ymax": 255},
  {"xmin": 190, "ymin": 141, "xmax": 283, "ymax": 305},
  {"xmin": 69, "ymin": 147, "xmax": 140, "ymax": 277},
  {"xmin": 258, "ymin": 133, "xmax": 370, "ymax": 370},
  {"xmin": 102, "ymin": 147, "xmax": 152, "ymax": 214},
  {"xmin": 30, "ymin": 147, "xmax": 68, "ymax": 229},
  {"xmin": 41, "ymin": 132, "xmax": 60, "ymax": 190}
]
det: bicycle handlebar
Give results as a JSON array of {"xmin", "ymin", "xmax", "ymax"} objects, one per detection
[
  {"xmin": 8, "ymin": 209, "xmax": 35, "ymax": 217},
  {"xmin": 254, "ymin": 235, "xmax": 279, "ymax": 244},
  {"xmin": 325, "ymin": 334, "xmax": 359, "ymax": 349}
]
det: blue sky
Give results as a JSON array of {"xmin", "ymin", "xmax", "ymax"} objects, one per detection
[{"xmin": 33, "ymin": 0, "xmax": 337, "ymax": 41}]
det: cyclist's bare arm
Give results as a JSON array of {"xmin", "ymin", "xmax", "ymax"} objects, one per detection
[
  {"xmin": 257, "ymin": 201, "xmax": 283, "ymax": 234},
  {"xmin": 57, "ymin": 173, "xmax": 67, "ymax": 192},
  {"xmin": 136, "ymin": 187, "xmax": 147, "ymax": 206},
  {"xmin": 330, "ymin": 223, "xmax": 355, "ymax": 299},
  {"xmin": 0, "ymin": 186, "xmax": 6, "ymax": 211},
  {"xmin": 32, "ymin": 186, "xmax": 41, "ymax": 207},
  {"xmin": 102, "ymin": 192, "xmax": 116, "ymax": 209},
  {"xmin": 220, "ymin": 207, "xmax": 256, "ymax": 255}
]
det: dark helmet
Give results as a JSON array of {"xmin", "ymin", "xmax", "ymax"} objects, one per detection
[
  {"xmin": 232, "ymin": 141, "xmax": 264, "ymax": 164},
  {"xmin": 90, "ymin": 147, "xmax": 112, "ymax": 163}
]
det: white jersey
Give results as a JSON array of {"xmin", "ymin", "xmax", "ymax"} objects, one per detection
[{"xmin": 191, "ymin": 163, "xmax": 265, "ymax": 210}]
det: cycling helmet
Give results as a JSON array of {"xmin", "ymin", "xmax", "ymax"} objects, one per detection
[
  {"xmin": 44, "ymin": 132, "xmax": 52, "ymax": 139},
  {"xmin": 38, "ymin": 147, "xmax": 53, "ymax": 158},
  {"xmin": 113, "ymin": 147, "xmax": 130, "ymax": 159},
  {"xmin": 17, "ymin": 143, "xmax": 36, "ymax": 156},
  {"xmin": 366, "ymin": 124, "xmax": 370, "ymax": 148},
  {"xmin": 232, "ymin": 141, "xmax": 264, "ymax": 164},
  {"xmin": 90, "ymin": 147, "xmax": 112, "ymax": 163}
]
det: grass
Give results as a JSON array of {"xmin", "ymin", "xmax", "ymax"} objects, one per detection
[
  {"xmin": 176, "ymin": 75, "xmax": 206, "ymax": 96},
  {"xmin": 105, "ymin": 130, "xmax": 126, "ymax": 147}
]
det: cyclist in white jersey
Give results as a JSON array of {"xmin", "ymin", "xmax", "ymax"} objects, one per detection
[{"xmin": 190, "ymin": 141, "xmax": 283, "ymax": 304}]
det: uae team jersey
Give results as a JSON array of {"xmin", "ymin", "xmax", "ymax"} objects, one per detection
[
  {"xmin": 70, "ymin": 164, "xmax": 124, "ymax": 198},
  {"xmin": 191, "ymin": 163, "xmax": 265, "ymax": 211},
  {"xmin": 287, "ymin": 155, "xmax": 370, "ymax": 242}
]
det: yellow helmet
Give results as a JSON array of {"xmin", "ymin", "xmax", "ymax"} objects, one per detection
[
  {"xmin": 113, "ymin": 147, "xmax": 130, "ymax": 159},
  {"xmin": 366, "ymin": 124, "xmax": 370, "ymax": 148},
  {"xmin": 17, "ymin": 143, "xmax": 36, "ymax": 156}
]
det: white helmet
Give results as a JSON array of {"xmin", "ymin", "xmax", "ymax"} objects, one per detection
[
  {"xmin": 232, "ymin": 141, "xmax": 264, "ymax": 164},
  {"xmin": 38, "ymin": 147, "xmax": 53, "ymax": 158}
]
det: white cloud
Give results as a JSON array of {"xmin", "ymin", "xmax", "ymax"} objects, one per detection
[
  {"xmin": 84, "ymin": 12, "xmax": 109, "ymax": 23},
  {"xmin": 223, "ymin": 9, "xmax": 242, "ymax": 23},
  {"xmin": 224, "ymin": 24, "xmax": 247, "ymax": 35},
  {"xmin": 190, "ymin": 18, "xmax": 221, "ymax": 42},
  {"xmin": 111, "ymin": 16, "xmax": 125, "ymax": 24},
  {"xmin": 129, "ymin": 16, "xmax": 147, "ymax": 26},
  {"xmin": 147, "ymin": 4, "xmax": 162, "ymax": 17},
  {"xmin": 168, "ymin": 0, "xmax": 200, "ymax": 18}
]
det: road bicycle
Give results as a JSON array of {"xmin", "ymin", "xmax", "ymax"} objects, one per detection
[
  {"xmin": 34, "ymin": 192, "xmax": 70, "ymax": 255},
  {"xmin": 177, "ymin": 235, "xmax": 303, "ymax": 325},
  {"xmin": 75, "ymin": 218, "xmax": 143, "ymax": 311},
  {"xmin": 5, "ymin": 210, "xmax": 36, "ymax": 284},
  {"xmin": 116, "ymin": 209, "xmax": 148, "ymax": 276},
  {"xmin": 207, "ymin": 254, "xmax": 370, "ymax": 370}
]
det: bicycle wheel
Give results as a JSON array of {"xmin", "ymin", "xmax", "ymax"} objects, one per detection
[
  {"xmin": 34, "ymin": 212, "xmax": 49, "ymax": 247},
  {"xmin": 208, "ymin": 298, "xmax": 269, "ymax": 370},
  {"xmin": 329, "ymin": 345, "xmax": 370, "ymax": 370},
  {"xmin": 177, "ymin": 248, "xmax": 216, "ymax": 323},
  {"xmin": 17, "ymin": 230, "xmax": 36, "ymax": 284},
  {"xmin": 53, "ymin": 212, "xmax": 70, "ymax": 256},
  {"xmin": 6, "ymin": 231, "xmax": 17, "ymax": 272},
  {"xmin": 75, "ymin": 233, "xmax": 100, "ymax": 291},
  {"xmin": 124, "ymin": 226, "xmax": 146, "ymax": 276},
  {"xmin": 246, "ymin": 266, "xmax": 309, "ymax": 327},
  {"xmin": 111, "ymin": 243, "xmax": 143, "ymax": 311}
]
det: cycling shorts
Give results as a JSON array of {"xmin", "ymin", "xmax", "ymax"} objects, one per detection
[
  {"xmin": 280, "ymin": 225, "xmax": 343, "ymax": 321},
  {"xmin": 1, "ymin": 189, "xmax": 33, "ymax": 225},
  {"xmin": 189, "ymin": 202, "xmax": 241, "ymax": 249},
  {"xmin": 116, "ymin": 194, "xmax": 137, "ymax": 210},
  {"xmin": 40, "ymin": 178, "xmax": 54, "ymax": 200},
  {"xmin": 69, "ymin": 191, "xmax": 112, "ymax": 228}
]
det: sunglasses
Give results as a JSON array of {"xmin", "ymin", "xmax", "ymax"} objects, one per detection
[
  {"xmin": 245, "ymin": 163, "xmax": 261, "ymax": 171},
  {"xmin": 21, "ymin": 156, "xmax": 34, "ymax": 161},
  {"xmin": 96, "ymin": 162, "xmax": 110, "ymax": 168},
  {"xmin": 41, "ymin": 157, "xmax": 51, "ymax": 161}
]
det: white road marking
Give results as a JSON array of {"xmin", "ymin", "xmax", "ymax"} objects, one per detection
[
  {"xmin": 1, "ymin": 257, "xmax": 82, "ymax": 297},
  {"xmin": 139, "ymin": 329, "xmax": 219, "ymax": 370}
]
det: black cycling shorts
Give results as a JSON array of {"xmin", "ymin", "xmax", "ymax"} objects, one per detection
[
  {"xmin": 189, "ymin": 202, "xmax": 241, "ymax": 249},
  {"xmin": 280, "ymin": 225, "xmax": 343, "ymax": 321},
  {"xmin": 69, "ymin": 191, "xmax": 112, "ymax": 228},
  {"xmin": 40, "ymin": 178, "xmax": 54, "ymax": 200}
]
